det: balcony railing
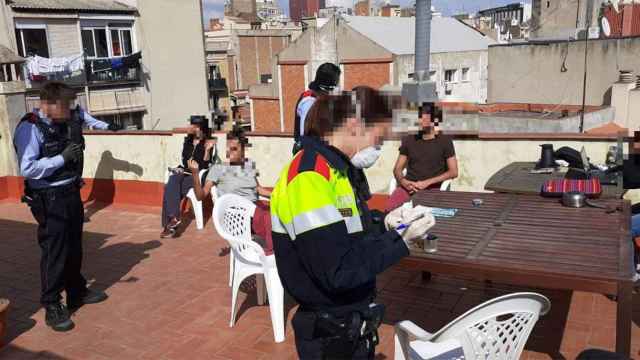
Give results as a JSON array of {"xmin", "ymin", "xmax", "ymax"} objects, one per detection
[
  {"xmin": 24, "ymin": 58, "xmax": 143, "ymax": 90},
  {"xmin": 85, "ymin": 59, "xmax": 142, "ymax": 86},
  {"xmin": 209, "ymin": 78, "xmax": 228, "ymax": 91}
]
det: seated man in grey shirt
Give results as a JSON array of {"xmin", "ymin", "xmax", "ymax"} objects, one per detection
[{"xmin": 189, "ymin": 130, "xmax": 273, "ymax": 254}]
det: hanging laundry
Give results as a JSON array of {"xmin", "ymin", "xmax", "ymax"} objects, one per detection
[
  {"xmin": 26, "ymin": 54, "xmax": 85, "ymax": 76},
  {"xmin": 122, "ymin": 52, "xmax": 142, "ymax": 68},
  {"xmin": 111, "ymin": 57, "xmax": 124, "ymax": 70}
]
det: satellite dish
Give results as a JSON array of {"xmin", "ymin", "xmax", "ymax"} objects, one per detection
[{"xmin": 601, "ymin": 16, "xmax": 611, "ymax": 37}]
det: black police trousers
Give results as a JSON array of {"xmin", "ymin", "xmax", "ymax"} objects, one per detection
[
  {"xmin": 29, "ymin": 184, "xmax": 87, "ymax": 306},
  {"xmin": 292, "ymin": 309, "xmax": 375, "ymax": 360}
]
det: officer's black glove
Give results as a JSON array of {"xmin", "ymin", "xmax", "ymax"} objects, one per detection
[
  {"xmin": 107, "ymin": 123, "xmax": 121, "ymax": 132},
  {"xmin": 61, "ymin": 143, "xmax": 82, "ymax": 164}
]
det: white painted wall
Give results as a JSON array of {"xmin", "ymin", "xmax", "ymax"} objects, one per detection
[
  {"xmin": 135, "ymin": 0, "xmax": 210, "ymax": 130},
  {"xmin": 3, "ymin": 130, "xmax": 618, "ymax": 197},
  {"xmin": 394, "ymin": 50, "xmax": 489, "ymax": 103}
]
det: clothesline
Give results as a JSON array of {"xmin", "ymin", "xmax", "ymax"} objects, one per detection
[
  {"xmin": 26, "ymin": 53, "xmax": 84, "ymax": 76},
  {"xmin": 25, "ymin": 51, "xmax": 143, "ymax": 78}
]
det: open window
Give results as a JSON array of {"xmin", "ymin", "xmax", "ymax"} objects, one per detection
[
  {"xmin": 260, "ymin": 74, "xmax": 273, "ymax": 84},
  {"xmin": 15, "ymin": 26, "xmax": 49, "ymax": 58},
  {"xmin": 81, "ymin": 22, "xmax": 134, "ymax": 58},
  {"xmin": 82, "ymin": 28, "xmax": 109, "ymax": 58},
  {"xmin": 444, "ymin": 69, "xmax": 457, "ymax": 83},
  {"xmin": 461, "ymin": 67, "xmax": 470, "ymax": 82}
]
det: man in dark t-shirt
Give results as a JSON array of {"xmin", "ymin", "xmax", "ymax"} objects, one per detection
[{"xmin": 386, "ymin": 106, "xmax": 458, "ymax": 211}]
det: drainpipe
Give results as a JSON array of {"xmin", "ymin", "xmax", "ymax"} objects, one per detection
[
  {"xmin": 402, "ymin": 0, "xmax": 438, "ymax": 106},
  {"xmin": 414, "ymin": 0, "xmax": 430, "ymax": 82}
]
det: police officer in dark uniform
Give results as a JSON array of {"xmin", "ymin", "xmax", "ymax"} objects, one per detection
[
  {"xmin": 292, "ymin": 63, "xmax": 341, "ymax": 155},
  {"xmin": 13, "ymin": 82, "xmax": 111, "ymax": 332}
]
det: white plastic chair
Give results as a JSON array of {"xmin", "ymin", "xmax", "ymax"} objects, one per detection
[
  {"xmin": 212, "ymin": 193, "xmax": 285, "ymax": 343},
  {"xmin": 165, "ymin": 168, "xmax": 207, "ymax": 230},
  {"xmin": 394, "ymin": 292, "xmax": 551, "ymax": 360},
  {"xmin": 389, "ymin": 169, "xmax": 452, "ymax": 195},
  {"xmin": 210, "ymin": 185, "xmax": 268, "ymax": 288}
]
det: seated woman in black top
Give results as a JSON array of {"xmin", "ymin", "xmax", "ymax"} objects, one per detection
[{"xmin": 161, "ymin": 117, "xmax": 218, "ymax": 237}]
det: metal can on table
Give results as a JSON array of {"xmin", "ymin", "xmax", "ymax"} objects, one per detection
[{"xmin": 423, "ymin": 234, "xmax": 438, "ymax": 253}]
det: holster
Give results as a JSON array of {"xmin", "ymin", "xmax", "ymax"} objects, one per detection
[
  {"xmin": 313, "ymin": 304, "xmax": 385, "ymax": 359},
  {"xmin": 22, "ymin": 182, "xmax": 47, "ymax": 223}
]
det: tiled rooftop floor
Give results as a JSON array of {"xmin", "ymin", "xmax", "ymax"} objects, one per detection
[{"xmin": 0, "ymin": 200, "xmax": 639, "ymax": 360}]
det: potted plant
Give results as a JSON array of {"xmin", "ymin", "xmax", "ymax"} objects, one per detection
[{"xmin": 0, "ymin": 298, "xmax": 8, "ymax": 348}]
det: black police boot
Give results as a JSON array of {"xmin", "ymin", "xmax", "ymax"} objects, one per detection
[
  {"xmin": 67, "ymin": 289, "xmax": 108, "ymax": 310},
  {"xmin": 45, "ymin": 303, "xmax": 75, "ymax": 332}
]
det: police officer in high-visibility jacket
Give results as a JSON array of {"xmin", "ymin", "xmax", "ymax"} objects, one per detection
[{"xmin": 271, "ymin": 88, "xmax": 436, "ymax": 359}]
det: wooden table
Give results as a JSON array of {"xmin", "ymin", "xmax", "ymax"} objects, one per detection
[
  {"xmin": 485, "ymin": 162, "xmax": 624, "ymax": 198},
  {"xmin": 401, "ymin": 191, "xmax": 634, "ymax": 356}
]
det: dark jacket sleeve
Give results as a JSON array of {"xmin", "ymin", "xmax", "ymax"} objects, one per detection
[
  {"xmin": 181, "ymin": 138, "xmax": 191, "ymax": 169},
  {"xmin": 293, "ymin": 215, "xmax": 409, "ymax": 295}
]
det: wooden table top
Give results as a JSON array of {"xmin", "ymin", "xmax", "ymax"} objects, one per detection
[
  {"xmin": 408, "ymin": 191, "xmax": 634, "ymax": 284},
  {"xmin": 484, "ymin": 162, "xmax": 624, "ymax": 199}
]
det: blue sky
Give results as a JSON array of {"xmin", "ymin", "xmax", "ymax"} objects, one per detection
[{"xmin": 203, "ymin": 0, "xmax": 529, "ymax": 21}]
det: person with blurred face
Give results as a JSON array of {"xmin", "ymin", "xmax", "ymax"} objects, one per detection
[
  {"xmin": 387, "ymin": 104, "xmax": 458, "ymax": 212},
  {"xmin": 189, "ymin": 129, "xmax": 273, "ymax": 254},
  {"xmin": 13, "ymin": 81, "xmax": 108, "ymax": 332},
  {"xmin": 270, "ymin": 88, "xmax": 436, "ymax": 359},
  {"xmin": 161, "ymin": 116, "xmax": 218, "ymax": 238},
  {"xmin": 292, "ymin": 62, "xmax": 342, "ymax": 154}
]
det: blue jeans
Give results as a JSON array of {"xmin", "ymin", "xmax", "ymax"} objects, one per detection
[{"xmin": 633, "ymin": 214, "xmax": 640, "ymax": 238}]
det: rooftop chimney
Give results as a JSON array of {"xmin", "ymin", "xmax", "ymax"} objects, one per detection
[
  {"xmin": 619, "ymin": 70, "xmax": 634, "ymax": 83},
  {"xmin": 612, "ymin": 70, "xmax": 636, "ymax": 129}
]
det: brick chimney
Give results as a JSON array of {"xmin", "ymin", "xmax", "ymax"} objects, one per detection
[{"xmin": 621, "ymin": 2, "xmax": 637, "ymax": 37}]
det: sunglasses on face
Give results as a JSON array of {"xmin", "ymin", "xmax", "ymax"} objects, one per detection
[{"xmin": 228, "ymin": 147, "xmax": 240, "ymax": 152}]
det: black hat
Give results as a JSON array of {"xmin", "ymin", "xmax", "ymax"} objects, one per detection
[
  {"xmin": 190, "ymin": 115, "xmax": 208, "ymax": 126},
  {"xmin": 310, "ymin": 63, "xmax": 341, "ymax": 93}
]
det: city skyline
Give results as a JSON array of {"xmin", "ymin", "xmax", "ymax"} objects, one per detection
[{"xmin": 203, "ymin": 0, "xmax": 529, "ymax": 22}]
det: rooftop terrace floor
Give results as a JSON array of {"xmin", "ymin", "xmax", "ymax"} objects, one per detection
[{"xmin": 0, "ymin": 201, "xmax": 639, "ymax": 360}]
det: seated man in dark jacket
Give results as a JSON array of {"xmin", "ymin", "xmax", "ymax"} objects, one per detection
[{"xmin": 161, "ymin": 116, "xmax": 218, "ymax": 238}]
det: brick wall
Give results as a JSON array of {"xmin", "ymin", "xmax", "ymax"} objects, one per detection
[
  {"xmin": 47, "ymin": 19, "xmax": 82, "ymax": 58},
  {"xmin": 281, "ymin": 64, "xmax": 306, "ymax": 133},
  {"xmin": 252, "ymin": 98, "xmax": 281, "ymax": 132},
  {"xmin": 227, "ymin": 56, "xmax": 236, "ymax": 91},
  {"xmin": 343, "ymin": 62, "xmax": 391, "ymax": 91},
  {"xmin": 238, "ymin": 37, "xmax": 257, "ymax": 89},
  {"xmin": 239, "ymin": 36, "xmax": 289, "ymax": 90}
]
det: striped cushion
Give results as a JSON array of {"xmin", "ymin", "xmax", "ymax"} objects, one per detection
[{"xmin": 541, "ymin": 179, "xmax": 602, "ymax": 198}]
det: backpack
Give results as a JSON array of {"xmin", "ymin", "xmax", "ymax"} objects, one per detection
[{"xmin": 554, "ymin": 146, "xmax": 585, "ymax": 169}]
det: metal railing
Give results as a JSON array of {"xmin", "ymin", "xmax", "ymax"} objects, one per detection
[
  {"xmin": 208, "ymin": 78, "xmax": 228, "ymax": 91},
  {"xmin": 85, "ymin": 59, "xmax": 142, "ymax": 85}
]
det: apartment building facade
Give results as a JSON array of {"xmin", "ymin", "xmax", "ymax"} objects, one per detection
[
  {"xmin": 205, "ymin": 23, "xmax": 300, "ymax": 128},
  {"xmin": 249, "ymin": 15, "xmax": 495, "ymax": 133},
  {"xmin": 0, "ymin": 0, "xmax": 209, "ymax": 130}
]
